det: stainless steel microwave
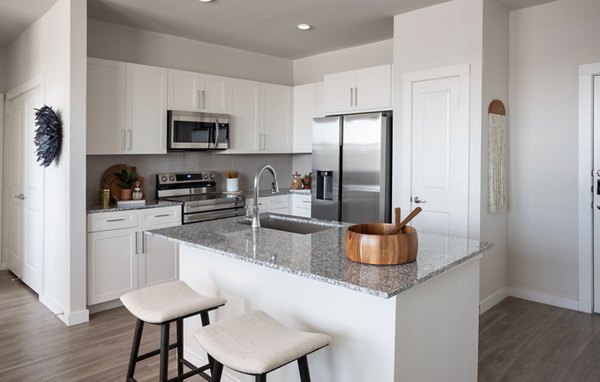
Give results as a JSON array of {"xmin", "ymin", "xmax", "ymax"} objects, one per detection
[{"xmin": 167, "ymin": 110, "xmax": 230, "ymax": 150}]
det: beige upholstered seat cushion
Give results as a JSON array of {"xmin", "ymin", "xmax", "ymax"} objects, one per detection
[
  {"xmin": 120, "ymin": 280, "xmax": 226, "ymax": 324},
  {"xmin": 193, "ymin": 310, "xmax": 331, "ymax": 375}
]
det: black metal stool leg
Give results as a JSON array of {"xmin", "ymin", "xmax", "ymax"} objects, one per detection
[
  {"xmin": 159, "ymin": 322, "xmax": 170, "ymax": 382},
  {"xmin": 298, "ymin": 355, "xmax": 311, "ymax": 382},
  {"xmin": 256, "ymin": 374, "xmax": 267, "ymax": 382},
  {"xmin": 200, "ymin": 312, "xmax": 215, "ymax": 370},
  {"xmin": 176, "ymin": 318, "xmax": 184, "ymax": 376},
  {"xmin": 211, "ymin": 360, "xmax": 224, "ymax": 382},
  {"xmin": 127, "ymin": 319, "xmax": 144, "ymax": 381}
]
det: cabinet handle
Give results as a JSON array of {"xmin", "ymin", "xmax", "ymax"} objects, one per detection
[
  {"xmin": 201, "ymin": 90, "xmax": 206, "ymax": 109},
  {"xmin": 355, "ymin": 87, "xmax": 358, "ymax": 106},
  {"xmin": 135, "ymin": 231, "xmax": 139, "ymax": 254},
  {"xmin": 142, "ymin": 232, "xmax": 146, "ymax": 253},
  {"xmin": 302, "ymin": 201, "xmax": 311, "ymax": 203},
  {"xmin": 106, "ymin": 218, "xmax": 126, "ymax": 222},
  {"xmin": 153, "ymin": 213, "xmax": 170, "ymax": 218},
  {"xmin": 350, "ymin": 88, "xmax": 354, "ymax": 107},
  {"xmin": 128, "ymin": 129, "xmax": 133, "ymax": 151},
  {"xmin": 121, "ymin": 129, "xmax": 126, "ymax": 151},
  {"xmin": 195, "ymin": 89, "xmax": 200, "ymax": 109}
]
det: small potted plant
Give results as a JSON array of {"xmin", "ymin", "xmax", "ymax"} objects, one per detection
[
  {"xmin": 302, "ymin": 172, "xmax": 312, "ymax": 190},
  {"xmin": 114, "ymin": 168, "xmax": 138, "ymax": 200}
]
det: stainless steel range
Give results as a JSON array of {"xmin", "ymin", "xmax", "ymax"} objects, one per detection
[{"xmin": 157, "ymin": 171, "xmax": 245, "ymax": 224}]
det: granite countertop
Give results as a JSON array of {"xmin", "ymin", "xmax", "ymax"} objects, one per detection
[
  {"xmin": 147, "ymin": 214, "xmax": 492, "ymax": 299},
  {"xmin": 238, "ymin": 187, "xmax": 311, "ymax": 198},
  {"xmin": 87, "ymin": 199, "xmax": 182, "ymax": 214}
]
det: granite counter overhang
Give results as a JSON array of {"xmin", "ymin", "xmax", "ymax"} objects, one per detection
[{"xmin": 146, "ymin": 216, "xmax": 492, "ymax": 299}]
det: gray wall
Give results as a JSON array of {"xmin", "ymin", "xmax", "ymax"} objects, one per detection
[
  {"xmin": 87, "ymin": 153, "xmax": 295, "ymax": 205},
  {"xmin": 88, "ymin": 19, "xmax": 293, "ymax": 85},
  {"xmin": 293, "ymin": 39, "xmax": 393, "ymax": 85}
]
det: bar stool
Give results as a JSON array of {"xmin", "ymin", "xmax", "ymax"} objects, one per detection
[
  {"xmin": 120, "ymin": 280, "xmax": 226, "ymax": 382},
  {"xmin": 193, "ymin": 310, "xmax": 331, "ymax": 382}
]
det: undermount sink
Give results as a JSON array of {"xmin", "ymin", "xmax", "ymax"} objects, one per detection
[{"xmin": 243, "ymin": 213, "xmax": 340, "ymax": 235}]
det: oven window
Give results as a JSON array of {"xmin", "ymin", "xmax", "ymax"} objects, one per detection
[{"xmin": 173, "ymin": 120, "xmax": 212, "ymax": 143}]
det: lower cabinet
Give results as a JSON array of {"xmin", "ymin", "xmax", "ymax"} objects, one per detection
[
  {"xmin": 246, "ymin": 194, "xmax": 312, "ymax": 218},
  {"xmin": 290, "ymin": 194, "xmax": 311, "ymax": 218},
  {"xmin": 87, "ymin": 206, "xmax": 181, "ymax": 305}
]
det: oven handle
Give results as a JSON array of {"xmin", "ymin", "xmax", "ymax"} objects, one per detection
[{"xmin": 184, "ymin": 200, "xmax": 244, "ymax": 214}]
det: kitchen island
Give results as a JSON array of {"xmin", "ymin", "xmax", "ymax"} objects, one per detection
[{"xmin": 147, "ymin": 214, "xmax": 491, "ymax": 382}]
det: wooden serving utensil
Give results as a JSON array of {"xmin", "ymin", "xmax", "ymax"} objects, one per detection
[
  {"xmin": 390, "ymin": 207, "xmax": 422, "ymax": 235},
  {"xmin": 394, "ymin": 207, "xmax": 401, "ymax": 227}
]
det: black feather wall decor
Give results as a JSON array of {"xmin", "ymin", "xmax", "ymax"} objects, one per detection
[{"xmin": 33, "ymin": 105, "xmax": 62, "ymax": 167}]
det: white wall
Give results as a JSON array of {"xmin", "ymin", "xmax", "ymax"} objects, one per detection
[
  {"xmin": 5, "ymin": 0, "xmax": 88, "ymax": 325},
  {"xmin": 479, "ymin": 0, "xmax": 510, "ymax": 310},
  {"xmin": 88, "ymin": 19, "xmax": 293, "ymax": 85},
  {"xmin": 0, "ymin": 46, "xmax": 6, "ymax": 92},
  {"xmin": 508, "ymin": 0, "xmax": 600, "ymax": 303},
  {"xmin": 293, "ymin": 39, "xmax": 393, "ymax": 85}
]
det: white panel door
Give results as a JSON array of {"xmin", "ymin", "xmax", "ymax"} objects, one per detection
[
  {"xmin": 355, "ymin": 65, "xmax": 392, "ymax": 111},
  {"xmin": 126, "ymin": 63, "xmax": 168, "ymax": 154},
  {"xmin": 410, "ymin": 76, "xmax": 469, "ymax": 238},
  {"xmin": 4, "ymin": 86, "xmax": 44, "ymax": 292},
  {"xmin": 260, "ymin": 83, "xmax": 292, "ymax": 153},
  {"xmin": 227, "ymin": 78, "xmax": 260, "ymax": 152},
  {"xmin": 323, "ymin": 70, "xmax": 355, "ymax": 115},
  {"xmin": 593, "ymin": 75, "xmax": 600, "ymax": 312}
]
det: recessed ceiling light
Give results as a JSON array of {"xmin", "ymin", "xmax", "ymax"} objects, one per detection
[
  {"xmin": 297, "ymin": 24, "xmax": 312, "ymax": 31},
  {"xmin": 199, "ymin": 0, "xmax": 213, "ymax": 2}
]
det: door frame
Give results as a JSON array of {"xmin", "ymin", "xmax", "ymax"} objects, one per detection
[
  {"xmin": 578, "ymin": 63, "xmax": 600, "ymax": 313},
  {"xmin": 2, "ymin": 75, "xmax": 44, "ymax": 276},
  {"xmin": 400, "ymin": 64, "xmax": 472, "ymax": 237}
]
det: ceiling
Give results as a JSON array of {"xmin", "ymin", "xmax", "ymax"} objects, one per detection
[
  {"xmin": 0, "ymin": 0, "xmax": 557, "ymax": 58},
  {"xmin": 0, "ymin": 0, "xmax": 57, "ymax": 46}
]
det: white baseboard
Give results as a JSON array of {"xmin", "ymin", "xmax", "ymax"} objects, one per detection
[
  {"xmin": 184, "ymin": 348, "xmax": 240, "ymax": 382},
  {"xmin": 507, "ymin": 287, "xmax": 580, "ymax": 312},
  {"xmin": 479, "ymin": 287, "xmax": 508, "ymax": 315},
  {"xmin": 88, "ymin": 299, "xmax": 123, "ymax": 314},
  {"xmin": 39, "ymin": 293, "xmax": 90, "ymax": 326}
]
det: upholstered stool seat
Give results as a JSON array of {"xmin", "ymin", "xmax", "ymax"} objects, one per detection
[
  {"xmin": 121, "ymin": 280, "xmax": 226, "ymax": 382},
  {"xmin": 193, "ymin": 310, "xmax": 331, "ymax": 381}
]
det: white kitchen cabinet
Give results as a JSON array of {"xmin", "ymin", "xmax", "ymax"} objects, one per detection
[
  {"xmin": 126, "ymin": 63, "xmax": 168, "ymax": 154},
  {"xmin": 87, "ymin": 206, "xmax": 181, "ymax": 305},
  {"xmin": 246, "ymin": 194, "xmax": 290, "ymax": 215},
  {"xmin": 323, "ymin": 64, "xmax": 391, "ymax": 115},
  {"xmin": 259, "ymin": 83, "xmax": 292, "ymax": 153},
  {"xmin": 87, "ymin": 58, "xmax": 168, "ymax": 155},
  {"xmin": 87, "ymin": 58, "xmax": 126, "ymax": 154},
  {"xmin": 289, "ymin": 194, "xmax": 312, "ymax": 218},
  {"xmin": 168, "ymin": 69, "xmax": 228, "ymax": 114},
  {"xmin": 226, "ymin": 78, "xmax": 260, "ymax": 152},
  {"xmin": 293, "ymin": 82, "xmax": 323, "ymax": 153}
]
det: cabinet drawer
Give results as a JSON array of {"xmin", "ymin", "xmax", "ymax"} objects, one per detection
[
  {"xmin": 139, "ymin": 206, "xmax": 181, "ymax": 230},
  {"xmin": 87, "ymin": 210, "xmax": 138, "ymax": 232},
  {"xmin": 267, "ymin": 195, "xmax": 289, "ymax": 209}
]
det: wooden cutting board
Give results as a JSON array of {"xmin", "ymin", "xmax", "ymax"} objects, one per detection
[{"xmin": 101, "ymin": 164, "xmax": 145, "ymax": 201}]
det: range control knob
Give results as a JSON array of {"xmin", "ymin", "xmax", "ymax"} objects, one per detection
[
  {"xmin": 169, "ymin": 176, "xmax": 175, "ymax": 181},
  {"xmin": 160, "ymin": 176, "xmax": 168, "ymax": 182},
  {"xmin": 209, "ymin": 173, "xmax": 215, "ymax": 179},
  {"xmin": 203, "ymin": 173, "xmax": 209, "ymax": 180}
]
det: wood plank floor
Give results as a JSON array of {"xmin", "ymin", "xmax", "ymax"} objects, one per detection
[{"xmin": 3, "ymin": 269, "xmax": 600, "ymax": 381}]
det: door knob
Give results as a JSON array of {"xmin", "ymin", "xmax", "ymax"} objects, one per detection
[
  {"xmin": 14, "ymin": 193, "xmax": 25, "ymax": 200},
  {"xmin": 413, "ymin": 196, "xmax": 427, "ymax": 204}
]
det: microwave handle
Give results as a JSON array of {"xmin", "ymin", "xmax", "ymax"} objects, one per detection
[{"xmin": 213, "ymin": 120, "xmax": 219, "ymax": 149}]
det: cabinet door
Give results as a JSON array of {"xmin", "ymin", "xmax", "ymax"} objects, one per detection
[
  {"xmin": 266, "ymin": 194, "xmax": 290, "ymax": 214},
  {"xmin": 87, "ymin": 228, "xmax": 138, "ymax": 305},
  {"xmin": 293, "ymin": 83, "xmax": 320, "ymax": 153},
  {"xmin": 354, "ymin": 65, "xmax": 391, "ymax": 111},
  {"xmin": 126, "ymin": 63, "xmax": 168, "ymax": 154},
  {"xmin": 198, "ymin": 73, "xmax": 228, "ymax": 113},
  {"xmin": 227, "ymin": 79, "xmax": 260, "ymax": 152},
  {"xmin": 290, "ymin": 194, "xmax": 311, "ymax": 217},
  {"xmin": 87, "ymin": 58, "xmax": 126, "ymax": 154},
  {"xmin": 168, "ymin": 69, "xmax": 198, "ymax": 111},
  {"xmin": 139, "ymin": 229, "xmax": 179, "ymax": 289},
  {"xmin": 260, "ymin": 83, "xmax": 292, "ymax": 153},
  {"xmin": 323, "ymin": 70, "xmax": 355, "ymax": 115}
]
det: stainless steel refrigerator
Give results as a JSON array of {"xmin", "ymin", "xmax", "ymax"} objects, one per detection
[{"xmin": 311, "ymin": 112, "xmax": 392, "ymax": 223}]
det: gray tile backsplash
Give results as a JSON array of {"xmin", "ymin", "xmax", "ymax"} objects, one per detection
[{"xmin": 87, "ymin": 152, "xmax": 312, "ymax": 204}]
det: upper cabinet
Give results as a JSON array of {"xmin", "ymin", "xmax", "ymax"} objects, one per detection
[
  {"xmin": 222, "ymin": 80, "xmax": 292, "ymax": 154},
  {"xmin": 167, "ymin": 69, "xmax": 228, "ymax": 114},
  {"xmin": 293, "ymin": 82, "xmax": 323, "ymax": 153},
  {"xmin": 87, "ymin": 58, "xmax": 167, "ymax": 155},
  {"xmin": 323, "ymin": 64, "xmax": 391, "ymax": 115},
  {"xmin": 260, "ymin": 83, "xmax": 292, "ymax": 153}
]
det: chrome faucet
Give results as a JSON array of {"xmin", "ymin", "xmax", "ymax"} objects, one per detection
[{"xmin": 252, "ymin": 164, "xmax": 280, "ymax": 229}]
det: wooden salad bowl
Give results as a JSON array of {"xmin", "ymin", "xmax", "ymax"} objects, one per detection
[{"xmin": 344, "ymin": 223, "xmax": 418, "ymax": 265}]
